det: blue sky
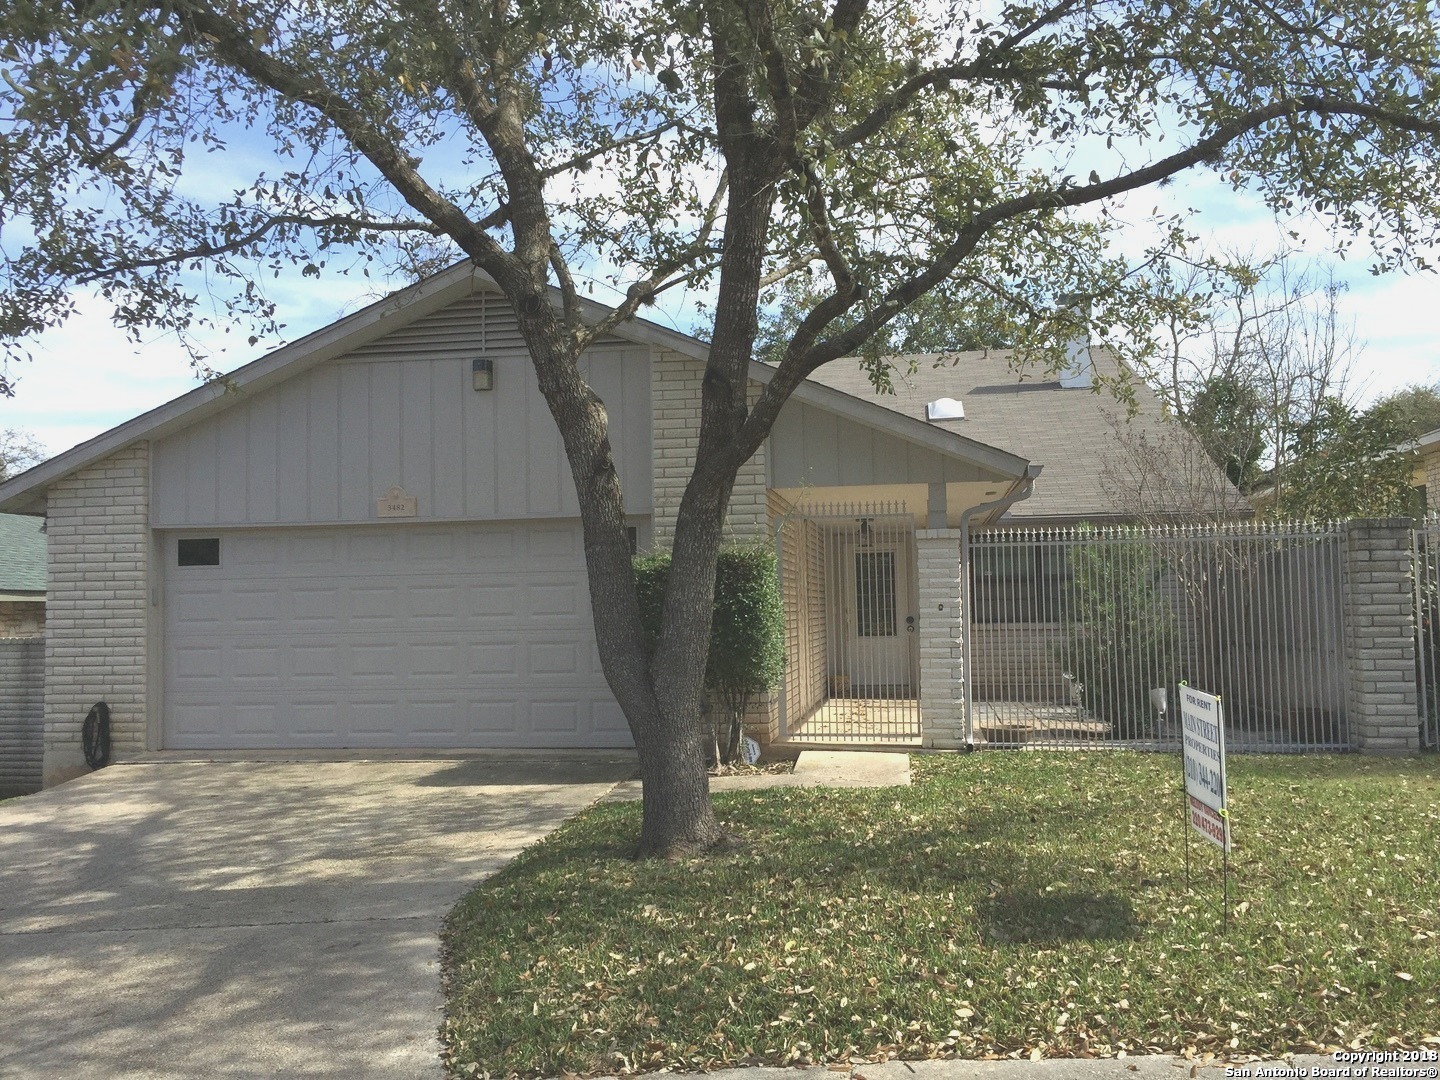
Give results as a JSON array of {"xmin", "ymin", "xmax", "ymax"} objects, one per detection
[
  {"xmin": 5, "ymin": 71, "xmax": 1439, "ymax": 459},
  {"xmin": 8, "ymin": 180, "xmax": 1435, "ymax": 462}
]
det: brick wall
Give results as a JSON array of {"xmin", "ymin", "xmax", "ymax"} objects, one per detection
[
  {"xmin": 0, "ymin": 601, "xmax": 45, "ymax": 637},
  {"xmin": 0, "ymin": 636, "xmax": 44, "ymax": 796},
  {"xmin": 650, "ymin": 347, "xmax": 773, "ymax": 748},
  {"xmin": 652, "ymin": 350, "xmax": 767, "ymax": 547},
  {"xmin": 43, "ymin": 443, "xmax": 151, "ymax": 786},
  {"xmin": 916, "ymin": 530, "xmax": 966, "ymax": 748},
  {"xmin": 1342, "ymin": 518, "xmax": 1420, "ymax": 754}
]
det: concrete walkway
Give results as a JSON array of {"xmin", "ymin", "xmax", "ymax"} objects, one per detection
[
  {"xmin": 791, "ymin": 749, "xmax": 911, "ymax": 787},
  {"xmin": 606, "ymin": 749, "xmax": 910, "ymax": 800},
  {"xmin": 0, "ymin": 757, "xmax": 631, "ymax": 1079}
]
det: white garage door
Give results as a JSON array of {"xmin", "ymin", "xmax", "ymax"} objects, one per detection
[{"xmin": 162, "ymin": 521, "xmax": 631, "ymax": 749}]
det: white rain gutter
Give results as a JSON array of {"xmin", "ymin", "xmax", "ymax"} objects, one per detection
[{"xmin": 957, "ymin": 464, "xmax": 1044, "ymax": 747}]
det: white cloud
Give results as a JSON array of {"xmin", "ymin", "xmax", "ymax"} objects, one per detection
[
  {"xmin": 3, "ymin": 271, "xmax": 393, "ymax": 460},
  {"xmin": 4, "ymin": 302, "xmax": 199, "ymax": 457}
]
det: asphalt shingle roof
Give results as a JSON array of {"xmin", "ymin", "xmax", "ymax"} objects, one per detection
[
  {"xmin": 0, "ymin": 513, "xmax": 46, "ymax": 594},
  {"xmin": 802, "ymin": 347, "xmax": 1233, "ymax": 520}
]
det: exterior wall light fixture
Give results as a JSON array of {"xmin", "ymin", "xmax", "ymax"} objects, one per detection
[{"xmin": 472, "ymin": 357, "xmax": 495, "ymax": 391}]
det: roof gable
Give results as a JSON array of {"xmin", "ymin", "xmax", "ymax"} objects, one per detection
[
  {"xmin": 0, "ymin": 265, "xmax": 1029, "ymax": 512},
  {"xmin": 803, "ymin": 348, "xmax": 1242, "ymax": 519},
  {"xmin": 0, "ymin": 263, "xmax": 487, "ymax": 512}
]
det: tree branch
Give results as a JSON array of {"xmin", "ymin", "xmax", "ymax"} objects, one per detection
[
  {"xmin": 72, "ymin": 213, "xmax": 441, "ymax": 284},
  {"xmin": 729, "ymin": 94, "xmax": 1440, "ymax": 465},
  {"xmin": 550, "ymin": 242, "xmax": 582, "ymax": 336},
  {"xmin": 747, "ymin": 0, "xmax": 801, "ymax": 152},
  {"xmin": 827, "ymin": 0, "xmax": 1089, "ymax": 155},
  {"xmin": 575, "ymin": 171, "xmax": 729, "ymax": 349},
  {"xmin": 75, "ymin": 54, "xmax": 185, "ymax": 170},
  {"xmin": 791, "ymin": 0, "xmax": 870, "ymax": 130},
  {"xmin": 535, "ymin": 120, "xmax": 685, "ymax": 182},
  {"xmin": 79, "ymin": 102, "xmax": 149, "ymax": 169},
  {"xmin": 992, "ymin": 0, "xmax": 1085, "ymax": 54},
  {"xmin": 744, "ymin": 2, "xmax": 857, "ymax": 297},
  {"xmin": 178, "ymin": 4, "xmax": 515, "ymax": 277},
  {"xmin": 760, "ymin": 253, "xmax": 817, "ymax": 288},
  {"xmin": 389, "ymin": 0, "xmax": 499, "ymax": 134},
  {"xmin": 833, "ymin": 65, "xmax": 1083, "ymax": 153}
]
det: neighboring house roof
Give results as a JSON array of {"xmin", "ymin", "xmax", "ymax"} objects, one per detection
[
  {"xmin": 0, "ymin": 264, "xmax": 1029, "ymax": 515},
  {"xmin": 803, "ymin": 347, "xmax": 1245, "ymax": 520},
  {"xmin": 0, "ymin": 512, "xmax": 45, "ymax": 598},
  {"xmin": 1400, "ymin": 426, "xmax": 1440, "ymax": 477},
  {"xmin": 1406, "ymin": 426, "xmax": 1440, "ymax": 453}
]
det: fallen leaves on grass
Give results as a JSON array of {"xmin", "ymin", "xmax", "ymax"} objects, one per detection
[{"xmin": 441, "ymin": 753, "xmax": 1440, "ymax": 1078}]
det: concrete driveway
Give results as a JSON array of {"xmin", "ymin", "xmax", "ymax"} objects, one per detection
[{"xmin": 0, "ymin": 757, "xmax": 631, "ymax": 1079}]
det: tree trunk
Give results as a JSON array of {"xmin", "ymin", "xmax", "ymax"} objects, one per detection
[
  {"xmin": 633, "ymin": 701, "xmax": 725, "ymax": 857},
  {"xmin": 488, "ymin": 42, "xmax": 782, "ymax": 858},
  {"xmin": 494, "ymin": 281, "xmax": 737, "ymax": 859},
  {"xmin": 638, "ymin": 479, "xmax": 733, "ymax": 854},
  {"xmin": 724, "ymin": 702, "xmax": 744, "ymax": 764}
]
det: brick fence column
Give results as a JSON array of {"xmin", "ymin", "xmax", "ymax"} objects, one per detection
[
  {"xmin": 1343, "ymin": 518, "xmax": 1420, "ymax": 755},
  {"xmin": 916, "ymin": 530, "xmax": 966, "ymax": 749}
]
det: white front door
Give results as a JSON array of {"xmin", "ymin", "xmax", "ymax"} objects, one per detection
[{"xmin": 844, "ymin": 539, "xmax": 917, "ymax": 695}]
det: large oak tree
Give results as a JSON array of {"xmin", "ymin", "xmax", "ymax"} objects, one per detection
[{"xmin": 3, "ymin": 0, "xmax": 1439, "ymax": 855}]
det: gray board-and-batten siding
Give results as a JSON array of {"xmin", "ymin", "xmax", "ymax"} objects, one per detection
[{"xmin": 151, "ymin": 290, "xmax": 651, "ymax": 529}]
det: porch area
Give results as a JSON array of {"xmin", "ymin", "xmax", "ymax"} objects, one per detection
[
  {"xmin": 771, "ymin": 497, "xmax": 924, "ymax": 745},
  {"xmin": 785, "ymin": 698, "xmax": 923, "ymax": 746},
  {"xmin": 763, "ymin": 509, "xmax": 1421, "ymax": 755}
]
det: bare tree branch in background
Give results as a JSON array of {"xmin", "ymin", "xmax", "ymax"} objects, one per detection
[
  {"xmin": 0, "ymin": 429, "xmax": 47, "ymax": 482},
  {"xmin": 1101, "ymin": 418, "xmax": 1253, "ymax": 523},
  {"xmin": 1132, "ymin": 249, "xmax": 1363, "ymax": 511}
]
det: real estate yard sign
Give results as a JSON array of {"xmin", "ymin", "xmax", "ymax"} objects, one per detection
[{"xmin": 1179, "ymin": 685, "xmax": 1230, "ymax": 852}]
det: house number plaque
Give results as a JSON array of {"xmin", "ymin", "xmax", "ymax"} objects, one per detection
[{"xmin": 376, "ymin": 486, "xmax": 418, "ymax": 518}]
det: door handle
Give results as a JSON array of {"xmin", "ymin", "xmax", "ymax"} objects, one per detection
[{"xmin": 906, "ymin": 615, "xmax": 916, "ymax": 633}]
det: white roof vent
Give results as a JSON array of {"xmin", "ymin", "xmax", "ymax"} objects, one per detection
[
  {"xmin": 1059, "ymin": 340, "xmax": 1092, "ymax": 388},
  {"xmin": 925, "ymin": 397, "xmax": 965, "ymax": 421},
  {"xmin": 1058, "ymin": 293, "xmax": 1093, "ymax": 388}
]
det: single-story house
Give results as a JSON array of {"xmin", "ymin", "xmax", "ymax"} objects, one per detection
[
  {"xmin": 0, "ymin": 513, "xmax": 45, "ymax": 636},
  {"xmin": 0, "ymin": 263, "xmax": 1234, "ymax": 785},
  {"xmin": 0, "ymin": 512, "xmax": 45, "ymax": 795},
  {"xmin": 1406, "ymin": 426, "xmax": 1440, "ymax": 512}
]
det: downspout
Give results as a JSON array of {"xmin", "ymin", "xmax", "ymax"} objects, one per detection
[{"xmin": 957, "ymin": 464, "xmax": 1044, "ymax": 748}]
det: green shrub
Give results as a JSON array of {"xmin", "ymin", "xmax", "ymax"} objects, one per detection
[
  {"xmin": 1054, "ymin": 534, "xmax": 1179, "ymax": 739},
  {"xmin": 633, "ymin": 546, "xmax": 786, "ymax": 763}
]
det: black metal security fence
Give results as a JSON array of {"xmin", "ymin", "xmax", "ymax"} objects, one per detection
[
  {"xmin": 1411, "ymin": 518, "xmax": 1440, "ymax": 750},
  {"xmin": 964, "ymin": 521, "xmax": 1349, "ymax": 751}
]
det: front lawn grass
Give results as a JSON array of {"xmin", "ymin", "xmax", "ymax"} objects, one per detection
[{"xmin": 441, "ymin": 753, "xmax": 1439, "ymax": 1077}]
